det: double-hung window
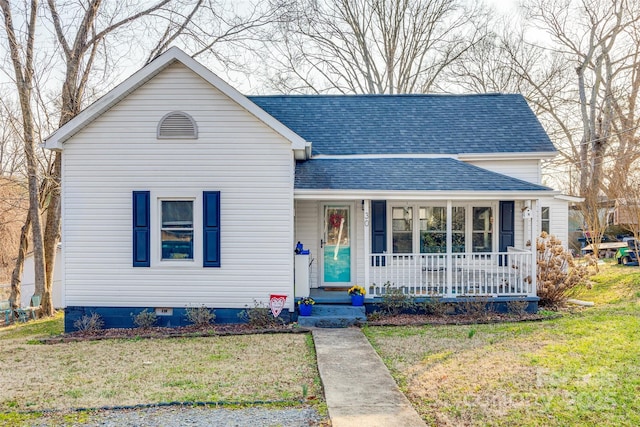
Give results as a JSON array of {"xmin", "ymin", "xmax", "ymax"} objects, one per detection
[
  {"xmin": 541, "ymin": 207, "xmax": 550, "ymax": 234},
  {"xmin": 133, "ymin": 190, "xmax": 219, "ymax": 268},
  {"xmin": 161, "ymin": 200, "xmax": 194, "ymax": 260}
]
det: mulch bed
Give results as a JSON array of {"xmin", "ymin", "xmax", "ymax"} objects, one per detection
[
  {"xmin": 366, "ymin": 312, "xmax": 554, "ymax": 327},
  {"xmin": 40, "ymin": 323, "xmax": 306, "ymax": 344},
  {"xmin": 38, "ymin": 311, "xmax": 558, "ymax": 344}
]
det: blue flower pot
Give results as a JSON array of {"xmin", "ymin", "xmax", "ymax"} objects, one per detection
[
  {"xmin": 351, "ymin": 294, "xmax": 365, "ymax": 306},
  {"xmin": 299, "ymin": 303, "xmax": 313, "ymax": 316}
]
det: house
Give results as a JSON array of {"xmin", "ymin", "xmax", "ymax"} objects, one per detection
[
  {"xmin": 21, "ymin": 245, "xmax": 63, "ymax": 308},
  {"xmin": 44, "ymin": 47, "xmax": 570, "ymax": 332}
]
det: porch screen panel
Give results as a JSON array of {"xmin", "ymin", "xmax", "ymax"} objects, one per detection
[
  {"xmin": 472, "ymin": 207, "xmax": 493, "ymax": 253},
  {"xmin": 392, "ymin": 207, "xmax": 413, "ymax": 253},
  {"xmin": 452, "ymin": 207, "xmax": 465, "ymax": 253},
  {"xmin": 420, "ymin": 206, "xmax": 446, "ymax": 253}
]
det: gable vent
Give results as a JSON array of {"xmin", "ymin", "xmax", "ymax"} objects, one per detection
[{"xmin": 157, "ymin": 111, "xmax": 198, "ymax": 139}]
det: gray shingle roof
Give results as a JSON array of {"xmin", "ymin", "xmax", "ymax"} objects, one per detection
[
  {"xmin": 248, "ymin": 94, "xmax": 556, "ymax": 156},
  {"xmin": 294, "ymin": 158, "xmax": 552, "ymax": 192}
]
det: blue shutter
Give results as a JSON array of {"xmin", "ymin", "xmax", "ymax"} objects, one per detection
[
  {"xmin": 132, "ymin": 191, "xmax": 150, "ymax": 267},
  {"xmin": 371, "ymin": 200, "xmax": 387, "ymax": 266},
  {"xmin": 499, "ymin": 201, "xmax": 515, "ymax": 266},
  {"xmin": 203, "ymin": 191, "xmax": 220, "ymax": 267}
]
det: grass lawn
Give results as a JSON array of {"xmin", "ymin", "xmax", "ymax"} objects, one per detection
[
  {"xmin": 365, "ymin": 261, "xmax": 640, "ymax": 427},
  {"xmin": 0, "ymin": 315, "xmax": 322, "ymax": 425}
]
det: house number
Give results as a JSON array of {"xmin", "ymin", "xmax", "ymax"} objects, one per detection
[{"xmin": 364, "ymin": 211, "xmax": 370, "ymax": 227}]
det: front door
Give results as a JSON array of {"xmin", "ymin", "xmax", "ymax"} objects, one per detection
[{"xmin": 322, "ymin": 205, "xmax": 352, "ymax": 286}]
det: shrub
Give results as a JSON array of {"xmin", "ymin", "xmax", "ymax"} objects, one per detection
[
  {"xmin": 237, "ymin": 300, "xmax": 285, "ymax": 328},
  {"xmin": 421, "ymin": 298, "xmax": 455, "ymax": 316},
  {"xmin": 132, "ymin": 309, "xmax": 158, "ymax": 329},
  {"xmin": 73, "ymin": 313, "xmax": 104, "ymax": 332},
  {"xmin": 379, "ymin": 282, "xmax": 416, "ymax": 315},
  {"xmin": 537, "ymin": 232, "xmax": 596, "ymax": 308},
  {"xmin": 506, "ymin": 299, "xmax": 529, "ymax": 316},
  {"xmin": 458, "ymin": 297, "xmax": 494, "ymax": 320},
  {"xmin": 185, "ymin": 306, "xmax": 216, "ymax": 327}
]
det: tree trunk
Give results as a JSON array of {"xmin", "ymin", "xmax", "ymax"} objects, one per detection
[{"xmin": 9, "ymin": 212, "xmax": 31, "ymax": 312}]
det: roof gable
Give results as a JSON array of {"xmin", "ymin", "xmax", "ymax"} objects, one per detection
[
  {"xmin": 44, "ymin": 47, "xmax": 308, "ymax": 152},
  {"xmin": 249, "ymin": 94, "xmax": 556, "ymax": 157}
]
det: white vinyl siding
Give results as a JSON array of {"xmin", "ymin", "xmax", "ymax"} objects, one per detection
[
  {"xmin": 467, "ymin": 159, "xmax": 541, "ymax": 184},
  {"xmin": 540, "ymin": 196, "xmax": 570, "ymax": 248},
  {"xmin": 62, "ymin": 63, "xmax": 295, "ymax": 309}
]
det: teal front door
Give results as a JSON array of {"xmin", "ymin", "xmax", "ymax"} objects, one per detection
[{"xmin": 323, "ymin": 205, "xmax": 351, "ymax": 285}]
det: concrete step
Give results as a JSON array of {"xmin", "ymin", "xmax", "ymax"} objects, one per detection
[
  {"xmin": 297, "ymin": 304, "xmax": 366, "ymax": 328},
  {"xmin": 311, "ymin": 304, "xmax": 366, "ymax": 317}
]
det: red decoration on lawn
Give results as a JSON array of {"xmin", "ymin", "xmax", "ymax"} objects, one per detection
[{"xmin": 269, "ymin": 294, "xmax": 287, "ymax": 317}]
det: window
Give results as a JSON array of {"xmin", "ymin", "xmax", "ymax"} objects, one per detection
[
  {"xmin": 472, "ymin": 207, "xmax": 493, "ymax": 253},
  {"xmin": 420, "ymin": 206, "xmax": 446, "ymax": 253},
  {"xmin": 392, "ymin": 207, "xmax": 413, "ymax": 253},
  {"xmin": 161, "ymin": 200, "xmax": 194, "ymax": 260},
  {"xmin": 452, "ymin": 206, "xmax": 466, "ymax": 253},
  {"xmin": 541, "ymin": 206, "xmax": 550, "ymax": 233}
]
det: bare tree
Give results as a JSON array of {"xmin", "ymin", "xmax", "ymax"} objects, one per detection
[
  {"xmin": 520, "ymin": 0, "xmax": 640, "ymax": 257},
  {"xmin": 0, "ymin": 0, "xmax": 46, "ymax": 312},
  {"xmin": 261, "ymin": 0, "xmax": 489, "ymax": 94}
]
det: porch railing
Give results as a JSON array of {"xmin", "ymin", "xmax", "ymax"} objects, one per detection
[{"xmin": 368, "ymin": 248, "xmax": 535, "ymax": 297}]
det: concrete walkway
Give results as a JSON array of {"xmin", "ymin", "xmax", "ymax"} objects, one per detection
[{"xmin": 312, "ymin": 328, "xmax": 426, "ymax": 427}]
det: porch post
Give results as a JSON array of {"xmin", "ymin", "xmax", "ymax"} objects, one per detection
[
  {"xmin": 530, "ymin": 199, "xmax": 538, "ymax": 297},
  {"xmin": 446, "ymin": 200, "xmax": 453, "ymax": 297},
  {"xmin": 364, "ymin": 199, "xmax": 370, "ymax": 293}
]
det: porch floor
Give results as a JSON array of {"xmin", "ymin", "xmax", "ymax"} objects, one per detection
[{"xmin": 309, "ymin": 288, "xmax": 372, "ymax": 304}]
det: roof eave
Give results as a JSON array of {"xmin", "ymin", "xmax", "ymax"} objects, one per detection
[
  {"xmin": 458, "ymin": 151, "xmax": 558, "ymax": 161},
  {"xmin": 294, "ymin": 189, "xmax": 559, "ymax": 200}
]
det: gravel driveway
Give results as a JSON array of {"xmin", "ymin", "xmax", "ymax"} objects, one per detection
[{"xmin": 34, "ymin": 406, "xmax": 325, "ymax": 426}]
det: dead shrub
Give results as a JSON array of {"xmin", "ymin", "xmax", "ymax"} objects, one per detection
[
  {"xmin": 537, "ymin": 232, "xmax": 596, "ymax": 308},
  {"xmin": 238, "ymin": 300, "xmax": 285, "ymax": 328},
  {"xmin": 506, "ymin": 300, "xmax": 529, "ymax": 316},
  {"xmin": 379, "ymin": 282, "xmax": 416, "ymax": 315},
  {"xmin": 421, "ymin": 298, "xmax": 455, "ymax": 316},
  {"xmin": 73, "ymin": 313, "xmax": 104, "ymax": 332},
  {"xmin": 458, "ymin": 297, "xmax": 494, "ymax": 320},
  {"xmin": 131, "ymin": 309, "xmax": 157, "ymax": 329},
  {"xmin": 185, "ymin": 305, "xmax": 216, "ymax": 327}
]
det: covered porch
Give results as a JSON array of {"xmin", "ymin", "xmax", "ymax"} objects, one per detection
[{"xmin": 294, "ymin": 197, "xmax": 540, "ymax": 300}]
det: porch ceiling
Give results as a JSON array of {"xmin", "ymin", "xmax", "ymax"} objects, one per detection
[{"xmin": 295, "ymin": 158, "xmax": 554, "ymax": 196}]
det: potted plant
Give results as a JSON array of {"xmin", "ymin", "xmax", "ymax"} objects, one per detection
[
  {"xmin": 348, "ymin": 285, "xmax": 366, "ymax": 306},
  {"xmin": 297, "ymin": 297, "xmax": 315, "ymax": 316}
]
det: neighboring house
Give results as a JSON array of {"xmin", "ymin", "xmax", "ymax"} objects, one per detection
[
  {"xmin": 21, "ymin": 245, "xmax": 63, "ymax": 308},
  {"xmin": 44, "ymin": 47, "xmax": 570, "ymax": 331}
]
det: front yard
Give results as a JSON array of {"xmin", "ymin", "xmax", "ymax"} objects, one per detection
[
  {"xmin": 0, "ymin": 317, "xmax": 323, "ymax": 425},
  {"xmin": 1, "ymin": 261, "xmax": 638, "ymax": 426},
  {"xmin": 365, "ymin": 261, "xmax": 640, "ymax": 426}
]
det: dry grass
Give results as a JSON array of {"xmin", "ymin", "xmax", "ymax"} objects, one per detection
[
  {"xmin": 0, "ymin": 317, "xmax": 321, "ymax": 411},
  {"xmin": 366, "ymin": 262, "xmax": 640, "ymax": 426}
]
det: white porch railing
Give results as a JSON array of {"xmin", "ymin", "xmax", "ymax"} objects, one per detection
[{"xmin": 368, "ymin": 249, "xmax": 535, "ymax": 297}]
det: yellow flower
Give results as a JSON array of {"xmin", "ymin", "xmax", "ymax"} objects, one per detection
[{"xmin": 348, "ymin": 285, "xmax": 366, "ymax": 296}]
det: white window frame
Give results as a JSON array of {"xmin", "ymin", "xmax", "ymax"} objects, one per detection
[
  {"xmin": 151, "ymin": 192, "xmax": 202, "ymax": 267},
  {"xmin": 541, "ymin": 206, "xmax": 550, "ymax": 234}
]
